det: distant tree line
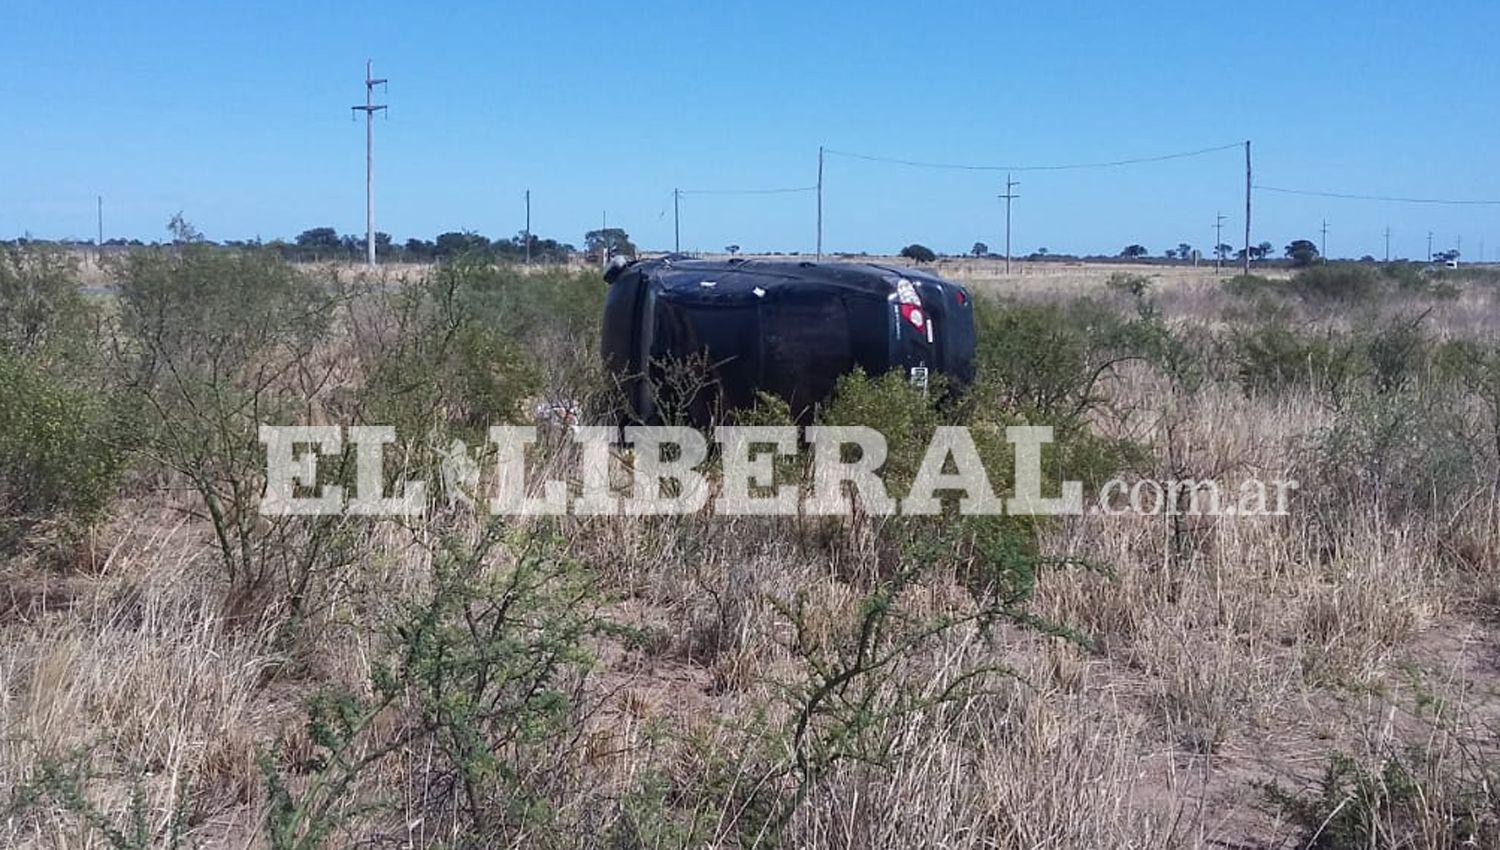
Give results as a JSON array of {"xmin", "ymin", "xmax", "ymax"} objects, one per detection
[
  {"xmin": 3, "ymin": 219, "xmax": 1464, "ymax": 269},
  {"xmin": 2, "ymin": 228, "xmax": 593, "ymax": 264},
  {"xmin": 288, "ymin": 227, "xmax": 580, "ymax": 263}
]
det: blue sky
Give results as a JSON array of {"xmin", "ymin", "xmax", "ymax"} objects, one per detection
[{"xmin": 2, "ymin": 1, "xmax": 1496, "ymax": 259}]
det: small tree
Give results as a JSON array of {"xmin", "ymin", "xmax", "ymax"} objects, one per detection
[
  {"xmin": 116, "ymin": 245, "xmax": 351, "ymax": 621},
  {"xmin": 584, "ymin": 228, "xmax": 636, "ymax": 261},
  {"xmin": 1285, "ymin": 239, "xmax": 1320, "ymax": 267},
  {"xmin": 899, "ymin": 244, "xmax": 937, "ymax": 264},
  {"xmin": 725, "ymin": 244, "xmax": 741, "ymax": 255},
  {"xmin": 404, "ymin": 238, "xmax": 436, "ymax": 261},
  {"xmin": 167, "ymin": 212, "xmax": 203, "ymax": 244},
  {"xmin": 434, "ymin": 231, "xmax": 491, "ymax": 259},
  {"xmin": 971, "ymin": 241, "xmax": 989, "ymax": 257},
  {"xmin": 1120, "ymin": 244, "xmax": 1148, "ymax": 259},
  {"xmin": 293, "ymin": 227, "xmax": 341, "ymax": 262}
]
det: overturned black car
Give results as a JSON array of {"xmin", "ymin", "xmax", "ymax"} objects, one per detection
[{"xmin": 601, "ymin": 257, "xmax": 976, "ymax": 423}]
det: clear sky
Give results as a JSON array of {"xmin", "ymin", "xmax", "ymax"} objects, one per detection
[{"xmin": 2, "ymin": 1, "xmax": 1496, "ymax": 259}]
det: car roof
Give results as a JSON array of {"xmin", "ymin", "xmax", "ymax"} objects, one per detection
[{"xmin": 624, "ymin": 257, "xmax": 955, "ymax": 301}]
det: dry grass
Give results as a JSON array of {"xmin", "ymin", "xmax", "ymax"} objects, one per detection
[{"xmin": 3, "ymin": 260, "xmax": 1499, "ymax": 848}]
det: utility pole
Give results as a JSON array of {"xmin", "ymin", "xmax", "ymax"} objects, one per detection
[
  {"xmin": 524, "ymin": 190, "xmax": 531, "ymax": 264},
  {"xmin": 1456, "ymin": 234, "xmax": 1462, "ymax": 260},
  {"xmin": 673, "ymin": 188, "xmax": 681, "ymax": 254},
  {"xmin": 96, "ymin": 196, "xmax": 103, "ymax": 263},
  {"xmin": 1320, "ymin": 219, "xmax": 1329, "ymax": 260},
  {"xmin": 816, "ymin": 146, "xmax": 824, "ymax": 261},
  {"xmin": 1214, "ymin": 212, "xmax": 1226, "ymax": 274},
  {"xmin": 1384, "ymin": 226, "xmax": 1391, "ymax": 262},
  {"xmin": 999, "ymin": 173, "xmax": 1020, "ymax": 275},
  {"xmin": 601, "ymin": 211, "xmax": 609, "ymax": 269},
  {"xmin": 351, "ymin": 60, "xmax": 388, "ymax": 267},
  {"xmin": 1428, "ymin": 231, "xmax": 1434, "ymax": 262},
  {"xmin": 1243, "ymin": 140, "xmax": 1252, "ymax": 276}
]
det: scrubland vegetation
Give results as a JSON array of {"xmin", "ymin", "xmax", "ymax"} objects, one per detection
[{"xmin": 2, "ymin": 246, "xmax": 1499, "ymax": 848}]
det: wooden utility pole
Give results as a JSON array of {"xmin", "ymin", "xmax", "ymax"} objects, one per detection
[
  {"xmin": 1243, "ymin": 140, "xmax": 1252, "ymax": 277},
  {"xmin": 351, "ymin": 60, "xmax": 388, "ymax": 267},
  {"xmin": 523, "ymin": 190, "xmax": 532, "ymax": 264},
  {"xmin": 999, "ymin": 173, "xmax": 1020, "ymax": 275},
  {"xmin": 816, "ymin": 146, "xmax": 824, "ymax": 261},
  {"xmin": 673, "ymin": 188, "xmax": 681, "ymax": 254},
  {"xmin": 1320, "ymin": 219, "xmax": 1329, "ymax": 259},
  {"xmin": 1428, "ymin": 231, "xmax": 1434, "ymax": 262},
  {"xmin": 1384, "ymin": 226, "xmax": 1391, "ymax": 262},
  {"xmin": 96, "ymin": 196, "xmax": 103, "ymax": 262}
]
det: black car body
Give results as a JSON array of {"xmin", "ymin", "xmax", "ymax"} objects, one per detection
[{"xmin": 601, "ymin": 257, "xmax": 975, "ymax": 423}]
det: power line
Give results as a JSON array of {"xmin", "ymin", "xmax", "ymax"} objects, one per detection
[
  {"xmin": 822, "ymin": 141, "xmax": 1243, "ymax": 173},
  {"xmin": 1254, "ymin": 184, "xmax": 1500, "ymax": 206},
  {"xmin": 351, "ymin": 60, "xmax": 388, "ymax": 267},
  {"xmin": 677, "ymin": 185, "xmax": 816, "ymax": 195}
]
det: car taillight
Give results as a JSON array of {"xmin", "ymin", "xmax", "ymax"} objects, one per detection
[
  {"xmin": 900, "ymin": 302, "xmax": 926, "ymax": 329},
  {"xmin": 955, "ymin": 289, "xmax": 967, "ymax": 306},
  {"xmin": 893, "ymin": 278, "xmax": 934, "ymax": 342}
]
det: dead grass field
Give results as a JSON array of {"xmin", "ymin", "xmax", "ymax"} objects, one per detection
[{"xmin": 2, "ymin": 249, "xmax": 1498, "ymax": 848}]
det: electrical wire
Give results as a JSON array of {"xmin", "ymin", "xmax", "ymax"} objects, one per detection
[
  {"xmin": 821, "ymin": 142, "xmax": 1244, "ymax": 172},
  {"xmin": 678, "ymin": 186, "xmax": 817, "ymax": 195},
  {"xmin": 1254, "ymin": 184, "xmax": 1500, "ymax": 206}
]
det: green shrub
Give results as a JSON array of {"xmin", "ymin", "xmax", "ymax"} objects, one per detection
[
  {"xmin": 813, "ymin": 360, "xmax": 1124, "ymax": 597},
  {"xmin": 1223, "ymin": 273, "xmax": 1283, "ymax": 299},
  {"xmin": 1379, "ymin": 262, "xmax": 1427, "ymax": 291},
  {"xmin": 1105, "ymin": 271, "xmax": 1153, "ymax": 299},
  {"xmin": 358, "ymin": 262, "xmax": 542, "ymax": 444},
  {"xmin": 969, "ymin": 297, "xmax": 1147, "ymax": 428},
  {"xmin": 1363, "ymin": 313, "xmax": 1431, "ymax": 394},
  {"xmin": 1232, "ymin": 310, "xmax": 1441, "ymax": 401},
  {"xmin": 1438, "ymin": 265, "xmax": 1500, "ymax": 288},
  {"xmin": 0, "ymin": 244, "xmax": 96, "ymax": 367},
  {"xmin": 1310, "ymin": 388, "xmax": 1476, "ymax": 525},
  {"xmin": 1435, "ymin": 339, "xmax": 1500, "ymax": 459},
  {"xmin": 263, "ymin": 524, "xmax": 604, "ymax": 847},
  {"xmin": 116, "ymin": 245, "xmax": 354, "ymax": 614},
  {"xmin": 1232, "ymin": 321, "xmax": 1363, "ymax": 399},
  {"xmin": 0, "ymin": 355, "xmax": 122, "ymax": 546},
  {"xmin": 817, "ymin": 368, "xmax": 941, "ymax": 489},
  {"xmin": 1263, "ymin": 750, "xmax": 1499, "ymax": 849},
  {"xmin": 116, "ymin": 245, "xmax": 331, "ymax": 381},
  {"xmin": 6, "ymin": 749, "xmax": 192, "ymax": 850},
  {"xmin": 1288, "ymin": 265, "xmax": 1384, "ymax": 303},
  {"xmin": 0, "ymin": 247, "xmax": 122, "ymax": 553},
  {"xmin": 438, "ymin": 257, "xmax": 606, "ymax": 343}
]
